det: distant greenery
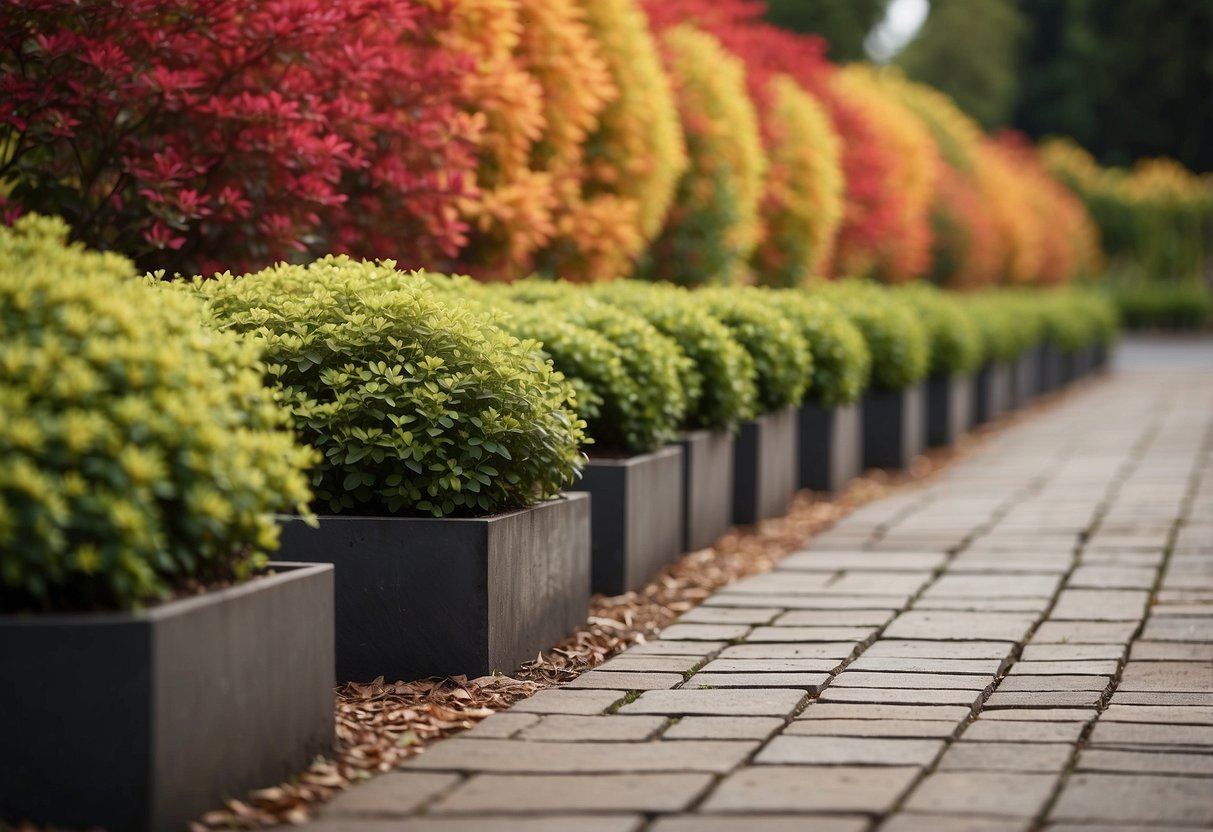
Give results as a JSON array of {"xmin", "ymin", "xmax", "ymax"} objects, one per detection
[{"xmin": 762, "ymin": 0, "xmax": 890, "ymax": 62}]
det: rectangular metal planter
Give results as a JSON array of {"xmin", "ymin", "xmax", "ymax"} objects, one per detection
[
  {"xmin": 974, "ymin": 361, "xmax": 1013, "ymax": 424},
  {"xmin": 278, "ymin": 495, "xmax": 590, "ymax": 681},
  {"xmin": 574, "ymin": 447, "xmax": 684, "ymax": 596},
  {"xmin": 862, "ymin": 384, "xmax": 926, "ymax": 470},
  {"xmin": 798, "ymin": 401, "xmax": 862, "ymax": 493},
  {"xmin": 926, "ymin": 373, "xmax": 974, "ymax": 448},
  {"xmin": 733, "ymin": 406, "xmax": 799, "ymax": 525},
  {"xmin": 1010, "ymin": 350, "xmax": 1037, "ymax": 408},
  {"xmin": 1037, "ymin": 342, "xmax": 1063, "ymax": 394},
  {"xmin": 679, "ymin": 429, "xmax": 735, "ymax": 553},
  {"xmin": 0, "ymin": 563, "xmax": 334, "ymax": 832}
]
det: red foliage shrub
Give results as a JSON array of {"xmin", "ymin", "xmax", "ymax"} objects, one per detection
[{"xmin": 0, "ymin": 0, "xmax": 480, "ymax": 274}]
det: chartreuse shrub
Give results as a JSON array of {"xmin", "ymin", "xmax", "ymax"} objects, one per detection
[
  {"xmin": 773, "ymin": 292, "xmax": 871, "ymax": 407},
  {"xmin": 697, "ymin": 288, "xmax": 812, "ymax": 413},
  {"xmin": 965, "ymin": 293, "xmax": 1038, "ymax": 364},
  {"xmin": 896, "ymin": 284, "xmax": 985, "ymax": 376},
  {"xmin": 183, "ymin": 257, "xmax": 586, "ymax": 517},
  {"xmin": 0, "ymin": 215, "xmax": 314, "ymax": 613},
  {"xmin": 1037, "ymin": 289, "xmax": 1120, "ymax": 353},
  {"xmin": 1105, "ymin": 277, "xmax": 1213, "ymax": 331},
  {"xmin": 639, "ymin": 25, "xmax": 768, "ymax": 286},
  {"xmin": 593, "ymin": 281, "xmax": 760, "ymax": 429},
  {"xmin": 811, "ymin": 280, "xmax": 930, "ymax": 391}
]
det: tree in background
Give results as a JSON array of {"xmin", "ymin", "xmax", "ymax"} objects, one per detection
[
  {"xmin": 1014, "ymin": 0, "xmax": 1213, "ymax": 173},
  {"xmin": 762, "ymin": 0, "xmax": 890, "ymax": 62},
  {"xmin": 894, "ymin": 0, "xmax": 1025, "ymax": 130}
]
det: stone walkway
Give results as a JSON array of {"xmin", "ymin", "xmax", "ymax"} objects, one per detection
[{"xmin": 310, "ymin": 338, "xmax": 1213, "ymax": 832}]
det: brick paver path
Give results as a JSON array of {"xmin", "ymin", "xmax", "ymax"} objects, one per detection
[{"xmin": 311, "ymin": 339, "xmax": 1213, "ymax": 832}]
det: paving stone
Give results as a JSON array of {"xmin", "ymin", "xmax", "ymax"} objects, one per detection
[
  {"xmin": 659, "ymin": 623, "xmax": 752, "ymax": 641},
  {"xmin": 997, "ymin": 675, "xmax": 1112, "ymax": 692},
  {"xmin": 306, "ymin": 817, "xmax": 645, "ymax": 832},
  {"xmin": 596, "ymin": 655, "xmax": 706, "ymax": 674},
  {"xmin": 1031, "ymin": 620, "xmax": 1139, "ymax": 644},
  {"xmin": 1049, "ymin": 589, "xmax": 1151, "ymax": 621},
  {"xmin": 1079, "ymin": 550, "xmax": 1165, "ymax": 566},
  {"xmin": 937, "ymin": 741, "xmax": 1073, "ymax": 772},
  {"xmin": 883, "ymin": 611, "xmax": 1038, "ymax": 642},
  {"xmin": 704, "ymin": 593, "xmax": 909, "ymax": 610},
  {"xmin": 719, "ymin": 643, "xmax": 857, "ymax": 661},
  {"xmin": 1046, "ymin": 825, "xmax": 1203, "ymax": 832},
  {"xmin": 785, "ymin": 719, "xmax": 958, "ymax": 739},
  {"xmin": 1102, "ymin": 704, "xmax": 1213, "ymax": 725},
  {"xmin": 702, "ymin": 765, "xmax": 920, "ymax": 813},
  {"xmin": 798, "ymin": 703, "xmax": 973, "ymax": 722},
  {"xmin": 914, "ymin": 597, "xmax": 1053, "ymax": 613},
  {"xmin": 779, "ymin": 551, "xmax": 946, "ymax": 571},
  {"xmin": 1118, "ymin": 661, "xmax": 1213, "ymax": 692},
  {"xmin": 428, "ymin": 773, "xmax": 713, "ymax": 814},
  {"xmin": 563, "ymin": 671, "xmax": 684, "ymax": 690},
  {"xmin": 1050, "ymin": 773, "xmax": 1213, "ymax": 826},
  {"xmin": 322, "ymin": 772, "xmax": 460, "ymax": 817},
  {"xmin": 620, "ymin": 688, "xmax": 805, "ymax": 716},
  {"xmin": 676, "ymin": 606, "xmax": 784, "ymax": 625},
  {"xmin": 923, "ymin": 573, "xmax": 1062, "ymax": 598},
  {"xmin": 984, "ymin": 691, "xmax": 1103, "ymax": 709},
  {"xmin": 832, "ymin": 671, "xmax": 995, "ymax": 690},
  {"xmin": 651, "ymin": 817, "xmax": 868, "ymax": 832},
  {"xmin": 848, "ymin": 656, "xmax": 1007, "ymax": 675},
  {"xmin": 1111, "ymin": 690, "xmax": 1213, "ymax": 706},
  {"xmin": 976, "ymin": 708, "xmax": 1095, "ymax": 723},
  {"xmin": 865, "ymin": 639, "xmax": 1014, "ymax": 659},
  {"xmin": 626, "ymin": 640, "xmax": 726, "ymax": 657},
  {"xmin": 462, "ymin": 712, "xmax": 539, "ymax": 738},
  {"xmin": 881, "ymin": 815, "xmax": 1029, "ymax": 832},
  {"xmin": 746, "ymin": 626, "xmax": 875, "ymax": 643},
  {"xmin": 408, "ymin": 738, "xmax": 758, "ymax": 774},
  {"xmin": 1067, "ymin": 565, "xmax": 1157, "ymax": 590},
  {"xmin": 662, "ymin": 716, "xmax": 784, "ymax": 741},
  {"xmin": 690, "ymin": 673, "xmax": 829, "ymax": 691},
  {"xmin": 903, "ymin": 771, "xmax": 1059, "ymax": 817},
  {"xmin": 516, "ymin": 715, "xmax": 667, "ymax": 742},
  {"xmin": 1021, "ymin": 644, "xmax": 1126, "ymax": 662},
  {"xmin": 963, "ymin": 719, "xmax": 1087, "ymax": 744},
  {"xmin": 1077, "ymin": 748, "xmax": 1213, "ymax": 776},
  {"xmin": 700, "ymin": 658, "xmax": 838, "ymax": 674},
  {"xmin": 773, "ymin": 609, "xmax": 896, "ymax": 627},
  {"xmin": 756, "ymin": 735, "xmax": 945, "ymax": 766},
  {"xmin": 1007, "ymin": 660, "xmax": 1119, "ymax": 676},
  {"xmin": 1088, "ymin": 721, "xmax": 1213, "ymax": 748},
  {"xmin": 816, "ymin": 572, "xmax": 935, "ymax": 596},
  {"xmin": 818, "ymin": 687, "xmax": 982, "ymax": 707},
  {"xmin": 510, "ymin": 689, "xmax": 624, "ymax": 715}
]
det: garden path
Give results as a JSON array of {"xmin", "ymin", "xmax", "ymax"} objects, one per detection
[{"xmin": 308, "ymin": 338, "xmax": 1213, "ymax": 832}]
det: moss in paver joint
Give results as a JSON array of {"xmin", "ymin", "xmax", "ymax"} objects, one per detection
[{"xmin": 605, "ymin": 690, "xmax": 644, "ymax": 714}]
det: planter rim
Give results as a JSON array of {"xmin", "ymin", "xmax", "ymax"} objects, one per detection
[
  {"xmin": 0, "ymin": 561, "xmax": 332, "ymax": 627},
  {"xmin": 583, "ymin": 444, "xmax": 681, "ymax": 469},
  {"xmin": 275, "ymin": 492, "xmax": 589, "ymax": 527},
  {"xmin": 679, "ymin": 426, "xmax": 737, "ymax": 441}
]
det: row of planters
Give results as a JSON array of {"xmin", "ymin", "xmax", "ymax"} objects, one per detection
[{"xmin": 0, "ymin": 218, "xmax": 1118, "ymax": 831}]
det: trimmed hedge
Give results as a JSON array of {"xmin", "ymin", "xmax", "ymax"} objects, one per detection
[
  {"xmin": 771, "ymin": 292, "xmax": 871, "ymax": 407},
  {"xmin": 810, "ymin": 279, "xmax": 931, "ymax": 391},
  {"xmin": 183, "ymin": 257, "xmax": 586, "ymax": 518},
  {"xmin": 0, "ymin": 216, "xmax": 314, "ymax": 612},
  {"xmin": 898, "ymin": 283, "xmax": 985, "ymax": 375}
]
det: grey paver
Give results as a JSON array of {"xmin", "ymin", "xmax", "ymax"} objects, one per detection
[
  {"xmin": 984, "ymin": 690, "xmax": 1104, "ymax": 709},
  {"xmin": 1076, "ymin": 748, "xmax": 1213, "ymax": 776},
  {"xmin": 407, "ymin": 739, "xmax": 758, "ymax": 774},
  {"xmin": 1030, "ymin": 620, "xmax": 1140, "ymax": 644},
  {"xmin": 746, "ymin": 626, "xmax": 874, "ymax": 643},
  {"xmin": 625, "ymin": 640, "xmax": 725, "ymax": 656},
  {"xmin": 785, "ymin": 719, "xmax": 958, "ymax": 739},
  {"xmin": 936, "ymin": 741, "xmax": 1073, "ymax": 772},
  {"xmin": 997, "ymin": 675, "xmax": 1111, "ymax": 692},
  {"xmin": 463, "ymin": 712, "xmax": 540, "ymax": 738},
  {"xmin": 1111, "ymin": 690, "xmax": 1213, "ymax": 706},
  {"xmin": 881, "ymin": 816, "xmax": 1029, "ymax": 832},
  {"xmin": 865, "ymin": 640, "xmax": 1014, "ymax": 659},
  {"xmin": 1051, "ymin": 773, "xmax": 1213, "ymax": 825},
  {"xmin": 773, "ymin": 609, "xmax": 896, "ymax": 627},
  {"xmin": 516, "ymin": 715, "xmax": 667, "ymax": 742},
  {"xmin": 597, "ymin": 655, "xmax": 705, "ymax": 674},
  {"xmin": 619, "ymin": 688, "xmax": 805, "ymax": 716},
  {"xmin": 832, "ymin": 671, "xmax": 995, "ymax": 690},
  {"xmin": 650, "ymin": 817, "xmax": 868, "ymax": 832},
  {"xmin": 1118, "ymin": 661, "xmax": 1213, "ymax": 692},
  {"xmin": 818, "ymin": 687, "xmax": 982, "ymax": 707},
  {"xmin": 659, "ymin": 623, "xmax": 752, "ymax": 641},
  {"xmin": 976, "ymin": 708, "xmax": 1095, "ymax": 722},
  {"xmin": 923, "ymin": 573, "xmax": 1061, "ymax": 598},
  {"xmin": 779, "ymin": 551, "xmax": 946, "ymax": 572},
  {"xmin": 563, "ymin": 671, "xmax": 684, "ymax": 690},
  {"xmin": 914, "ymin": 597, "xmax": 1052, "ymax": 613},
  {"xmin": 1088, "ymin": 721, "xmax": 1213, "ymax": 748},
  {"xmin": 1007, "ymin": 660, "xmax": 1119, "ymax": 676},
  {"xmin": 1068, "ymin": 565, "xmax": 1157, "ymax": 589},
  {"xmin": 963, "ymin": 719, "xmax": 1087, "ymax": 744},
  {"xmin": 848, "ymin": 656, "xmax": 1007, "ymax": 675},
  {"xmin": 322, "ymin": 772, "xmax": 460, "ymax": 817},
  {"xmin": 428, "ymin": 773, "xmax": 713, "ymax": 814},
  {"xmin": 903, "ymin": 771, "xmax": 1059, "ymax": 817},
  {"xmin": 798, "ymin": 703, "xmax": 973, "ymax": 722},
  {"xmin": 1022, "ymin": 644, "xmax": 1126, "ymax": 661},
  {"xmin": 509, "ymin": 689, "xmax": 624, "ymax": 715},
  {"xmin": 719, "ymin": 643, "xmax": 857, "ymax": 661},
  {"xmin": 702, "ymin": 765, "xmax": 920, "ymax": 813},
  {"xmin": 676, "ymin": 606, "xmax": 784, "ymax": 625},
  {"xmin": 1102, "ymin": 704, "xmax": 1213, "ymax": 725},
  {"xmin": 1049, "ymin": 590, "xmax": 1151, "ymax": 621},
  {"xmin": 700, "ymin": 658, "xmax": 838, "ymax": 674},
  {"xmin": 690, "ymin": 673, "xmax": 829, "ymax": 691},
  {"xmin": 662, "ymin": 716, "xmax": 784, "ymax": 741},
  {"xmin": 704, "ymin": 593, "xmax": 909, "ymax": 610},
  {"xmin": 757, "ymin": 735, "xmax": 945, "ymax": 766},
  {"xmin": 883, "ymin": 611, "xmax": 1038, "ymax": 642},
  {"xmin": 307, "ymin": 817, "xmax": 645, "ymax": 832}
]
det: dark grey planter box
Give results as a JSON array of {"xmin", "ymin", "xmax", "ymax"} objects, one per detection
[
  {"xmin": 926, "ymin": 373, "xmax": 974, "ymax": 448},
  {"xmin": 0, "ymin": 563, "xmax": 334, "ymax": 832},
  {"xmin": 862, "ymin": 384, "xmax": 926, "ymax": 470},
  {"xmin": 1037, "ymin": 342, "xmax": 1063, "ymax": 393},
  {"xmin": 679, "ymin": 429, "xmax": 735, "ymax": 552},
  {"xmin": 1059, "ymin": 348, "xmax": 1082, "ymax": 384},
  {"xmin": 974, "ymin": 361, "xmax": 1013, "ymax": 424},
  {"xmin": 574, "ymin": 447, "xmax": 684, "ymax": 595},
  {"xmin": 1093, "ymin": 341, "xmax": 1113, "ymax": 372},
  {"xmin": 733, "ymin": 407, "xmax": 799, "ymax": 525},
  {"xmin": 798, "ymin": 401, "xmax": 862, "ymax": 493},
  {"xmin": 1010, "ymin": 350, "xmax": 1037, "ymax": 408},
  {"xmin": 278, "ymin": 495, "xmax": 590, "ymax": 681}
]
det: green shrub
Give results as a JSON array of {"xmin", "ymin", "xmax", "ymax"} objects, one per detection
[
  {"xmin": 963, "ymin": 294, "xmax": 1026, "ymax": 364},
  {"xmin": 183, "ymin": 257, "xmax": 586, "ymax": 517},
  {"xmin": 772, "ymin": 292, "xmax": 871, "ymax": 407},
  {"xmin": 897, "ymin": 284, "xmax": 985, "ymax": 376},
  {"xmin": 697, "ymin": 287, "xmax": 812, "ymax": 412},
  {"xmin": 593, "ymin": 281, "xmax": 759, "ymax": 429},
  {"xmin": 810, "ymin": 280, "xmax": 930, "ymax": 391},
  {"xmin": 1105, "ymin": 279, "xmax": 1211, "ymax": 331},
  {"xmin": 0, "ymin": 215, "xmax": 314, "ymax": 612}
]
